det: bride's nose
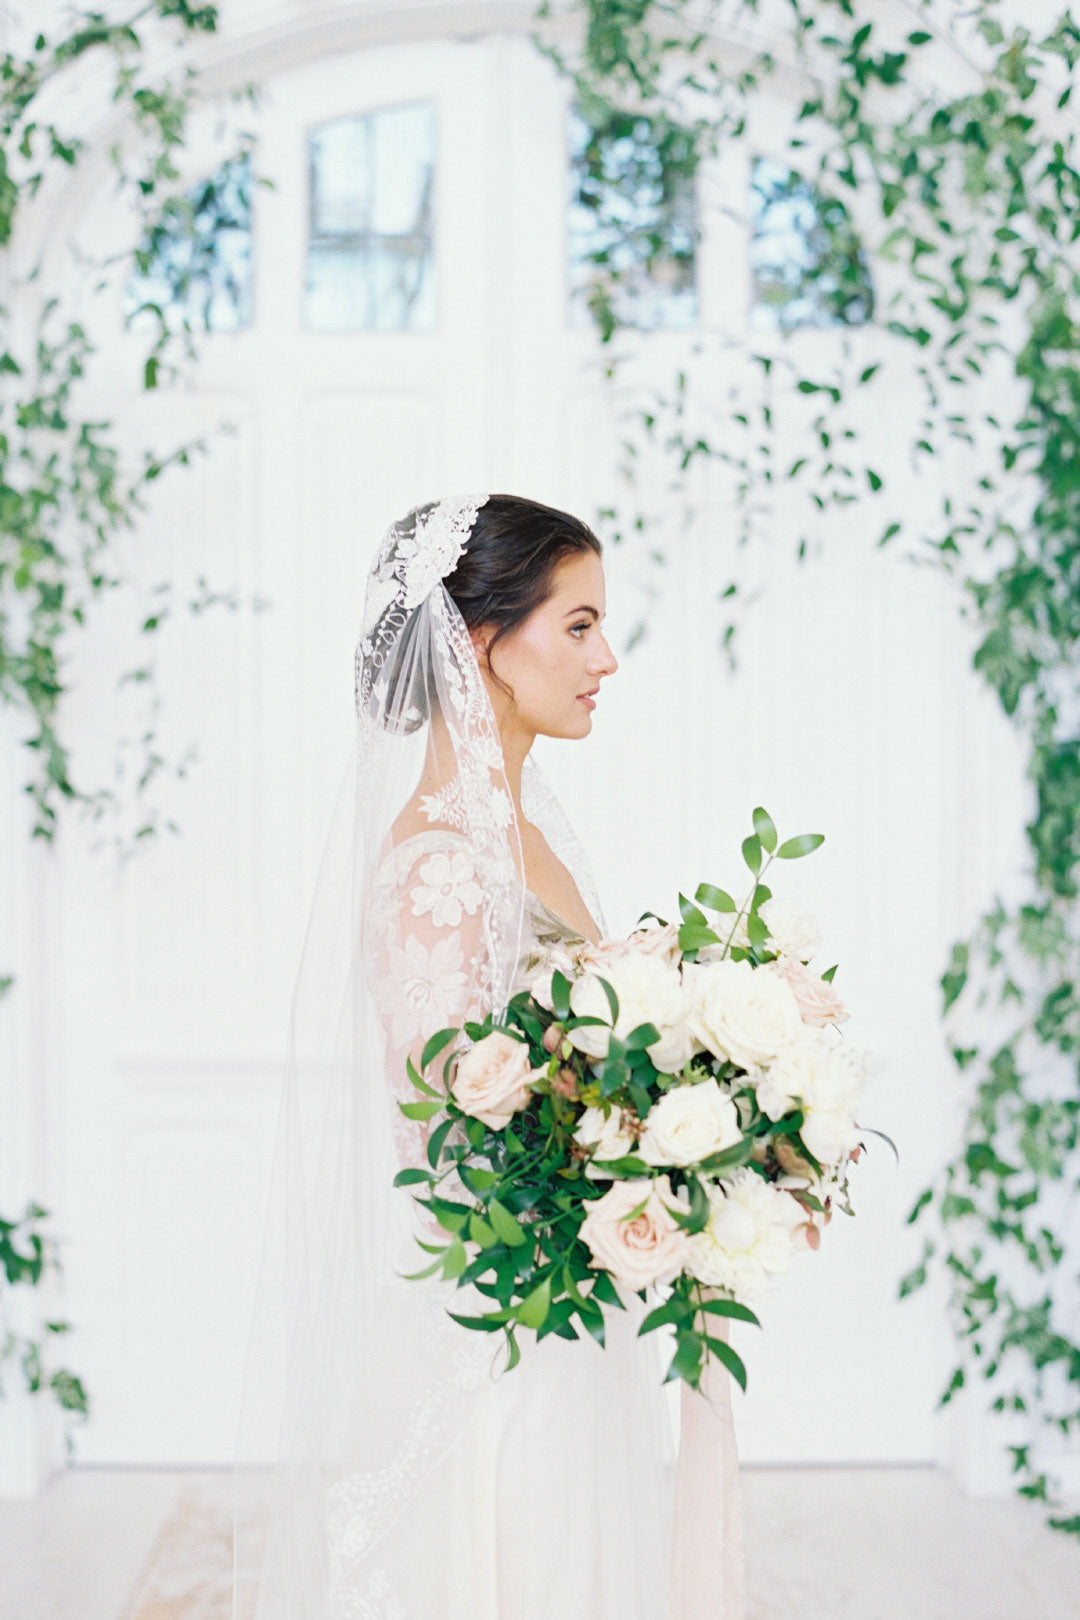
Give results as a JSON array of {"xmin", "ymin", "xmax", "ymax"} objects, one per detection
[{"xmin": 589, "ymin": 633, "xmax": 619, "ymax": 677}]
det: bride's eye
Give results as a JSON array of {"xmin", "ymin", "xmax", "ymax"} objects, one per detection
[{"xmin": 570, "ymin": 622, "xmax": 589, "ymax": 637}]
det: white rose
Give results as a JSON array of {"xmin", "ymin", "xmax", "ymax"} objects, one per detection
[
  {"xmin": 759, "ymin": 896, "xmax": 822, "ymax": 961},
  {"xmin": 578, "ymin": 1175, "xmax": 690, "ymax": 1291},
  {"xmin": 450, "ymin": 1030, "xmax": 543, "ymax": 1129},
  {"xmin": 568, "ymin": 952, "xmax": 698, "ymax": 1070},
  {"xmin": 638, "ymin": 1078, "xmax": 743, "ymax": 1168},
  {"xmin": 756, "ymin": 1030, "xmax": 866, "ymax": 1166},
  {"xmin": 685, "ymin": 1167, "xmax": 805, "ymax": 1303},
  {"xmin": 800, "ymin": 1104, "xmax": 861, "ymax": 1168},
  {"xmin": 683, "ymin": 957, "xmax": 804, "ymax": 1072},
  {"xmin": 573, "ymin": 1104, "xmax": 638, "ymax": 1178}
]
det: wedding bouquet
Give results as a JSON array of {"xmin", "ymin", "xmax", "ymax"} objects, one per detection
[{"xmin": 395, "ymin": 807, "xmax": 878, "ymax": 1392}]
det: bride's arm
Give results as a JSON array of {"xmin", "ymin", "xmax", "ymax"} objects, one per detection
[{"xmin": 370, "ymin": 839, "xmax": 490, "ymax": 1178}]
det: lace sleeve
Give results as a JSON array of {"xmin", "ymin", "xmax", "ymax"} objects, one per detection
[{"xmin": 369, "ymin": 833, "xmax": 492, "ymax": 1176}]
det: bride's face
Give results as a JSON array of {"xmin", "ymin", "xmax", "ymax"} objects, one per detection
[{"xmin": 474, "ymin": 549, "xmax": 618, "ymax": 741}]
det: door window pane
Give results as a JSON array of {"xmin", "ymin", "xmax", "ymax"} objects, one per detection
[
  {"xmin": 126, "ymin": 153, "xmax": 254, "ymax": 335},
  {"xmin": 567, "ymin": 101, "xmax": 697, "ymax": 333},
  {"xmin": 305, "ymin": 104, "xmax": 436, "ymax": 331},
  {"xmin": 749, "ymin": 157, "xmax": 874, "ymax": 332}
]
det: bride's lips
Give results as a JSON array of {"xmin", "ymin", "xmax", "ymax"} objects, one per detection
[{"xmin": 577, "ymin": 689, "xmax": 598, "ymax": 710}]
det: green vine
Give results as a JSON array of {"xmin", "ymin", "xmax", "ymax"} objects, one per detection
[
  {"xmin": 533, "ymin": 0, "xmax": 1080, "ymax": 1531},
  {"xmin": 0, "ymin": 2, "xmax": 262, "ymax": 1450},
  {"xmin": 0, "ymin": 1, "xmax": 260, "ymax": 850}
]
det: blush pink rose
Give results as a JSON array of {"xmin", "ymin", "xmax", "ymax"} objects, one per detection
[
  {"xmin": 770, "ymin": 955, "xmax": 850, "ymax": 1028},
  {"xmin": 577, "ymin": 1176, "xmax": 690, "ymax": 1291},
  {"xmin": 625, "ymin": 921, "xmax": 683, "ymax": 966},
  {"xmin": 451, "ymin": 1031, "xmax": 541, "ymax": 1129},
  {"xmin": 576, "ymin": 936, "xmax": 637, "ymax": 973}
]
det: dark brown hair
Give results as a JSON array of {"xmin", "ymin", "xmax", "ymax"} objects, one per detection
[{"xmin": 443, "ymin": 493, "xmax": 601, "ymax": 701}]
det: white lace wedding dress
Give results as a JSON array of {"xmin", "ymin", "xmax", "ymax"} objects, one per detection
[{"xmin": 341, "ymin": 826, "xmax": 744, "ymax": 1620}]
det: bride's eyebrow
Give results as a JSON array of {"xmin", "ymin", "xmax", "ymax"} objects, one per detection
[{"xmin": 563, "ymin": 605, "xmax": 603, "ymax": 619}]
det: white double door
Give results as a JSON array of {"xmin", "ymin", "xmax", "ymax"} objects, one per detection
[{"xmin": 46, "ymin": 24, "xmax": 1001, "ymax": 1467}]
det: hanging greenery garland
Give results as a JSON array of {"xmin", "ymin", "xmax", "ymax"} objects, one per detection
[
  {"xmin": 533, "ymin": 0, "xmax": 1080, "ymax": 1533},
  {"xmin": 0, "ymin": 1, "xmax": 259, "ymax": 851},
  {"xmin": 0, "ymin": 0, "xmax": 257, "ymax": 1450}
]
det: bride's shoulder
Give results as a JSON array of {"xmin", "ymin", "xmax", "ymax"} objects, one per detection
[{"xmin": 374, "ymin": 796, "xmax": 475, "ymax": 893}]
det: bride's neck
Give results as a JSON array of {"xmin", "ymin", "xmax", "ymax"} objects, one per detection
[{"xmin": 424, "ymin": 705, "xmax": 534, "ymax": 821}]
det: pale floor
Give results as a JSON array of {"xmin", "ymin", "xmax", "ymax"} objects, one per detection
[{"xmin": 0, "ymin": 1464, "xmax": 1078, "ymax": 1619}]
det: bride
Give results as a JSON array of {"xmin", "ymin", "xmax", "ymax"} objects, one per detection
[{"xmin": 232, "ymin": 493, "xmax": 745, "ymax": 1619}]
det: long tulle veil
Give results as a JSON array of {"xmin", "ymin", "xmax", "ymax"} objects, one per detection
[{"xmin": 229, "ymin": 495, "xmax": 615, "ymax": 1616}]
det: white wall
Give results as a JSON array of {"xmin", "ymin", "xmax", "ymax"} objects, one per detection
[{"xmin": 3, "ymin": 4, "xmax": 1035, "ymax": 1481}]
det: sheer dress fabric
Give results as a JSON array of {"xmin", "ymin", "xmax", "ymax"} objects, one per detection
[{"xmin": 341, "ymin": 827, "xmax": 745, "ymax": 1620}]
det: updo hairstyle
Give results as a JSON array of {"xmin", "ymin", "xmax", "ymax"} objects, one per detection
[{"xmin": 375, "ymin": 493, "xmax": 601, "ymax": 730}]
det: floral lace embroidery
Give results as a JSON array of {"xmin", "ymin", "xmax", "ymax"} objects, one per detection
[
  {"xmin": 409, "ymin": 850, "xmax": 483, "ymax": 929},
  {"xmin": 382, "ymin": 930, "xmax": 471, "ymax": 1049},
  {"xmin": 418, "ymin": 776, "xmax": 468, "ymax": 831},
  {"xmin": 355, "ymin": 495, "xmax": 489, "ymax": 715},
  {"xmin": 324, "ymin": 1282, "xmax": 498, "ymax": 1612}
]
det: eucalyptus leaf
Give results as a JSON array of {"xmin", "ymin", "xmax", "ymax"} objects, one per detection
[
  {"xmin": 752, "ymin": 807, "xmax": 777, "ymax": 853},
  {"xmin": 516, "ymin": 1275, "xmax": 552, "ymax": 1330},
  {"xmin": 489, "ymin": 1199, "xmax": 528, "ymax": 1247},
  {"xmin": 741, "ymin": 834, "xmax": 762, "ymax": 875},
  {"xmin": 695, "ymin": 882, "xmax": 737, "ymax": 913},
  {"xmin": 420, "ymin": 1026, "xmax": 458, "ymax": 1072},
  {"xmin": 776, "ymin": 834, "xmax": 825, "ymax": 859}
]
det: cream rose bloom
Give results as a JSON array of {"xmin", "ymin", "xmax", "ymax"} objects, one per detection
[
  {"xmin": 578, "ymin": 1175, "xmax": 690, "ymax": 1291},
  {"xmin": 637, "ymin": 1078, "xmax": 743, "ymax": 1168},
  {"xmin": 755, "ymin": 1029, "xmax": 866, "ymax": 1167},
  {"xmin": 573, "ymin": 1104, "xmax": 637, "ymax": 1177},
  {"xmin": 769, "ymin": 954, "xmax": 849, "ymax": 1027},
  {"xmin": 450, "ymin": 1030, "xmax": 543, "ymax": 1130},
  {"xmin": 759, "ymin": 896, "xmax": 822, "ymax": 961},
  {"xmin": 685, "ymin": 1167, "xmax": 805, "ymax": 1303},
  {"xmin": 683, "ymin": 957, "xmax": 804, "ymax": 1072},
  {"xmin": 568, "ymin": 952, "xmax": 699, "ymax": 1073}
]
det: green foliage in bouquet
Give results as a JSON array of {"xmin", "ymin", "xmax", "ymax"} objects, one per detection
[{"xmin": 396, "ymin": 808, "xmax": 873, "ymax": 1393}]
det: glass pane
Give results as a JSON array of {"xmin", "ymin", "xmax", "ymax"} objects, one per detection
[
  {"xmin": 567, "ymin": 101, "xmax": 697, "ymax": 333},
  {"xmin": 311, "ymin": 118, "xmax": 373, "ymax": 236},
  {"xmin": 305, "ymin": 103, "xmax": 435, "ymax": 333},
  {"xmin": 126, "ymin": 153, "xmax": 254, "ymax": 335},
  {"xmin": 749, "ymin": 157, "xmax": 874, "ymax": 333}
]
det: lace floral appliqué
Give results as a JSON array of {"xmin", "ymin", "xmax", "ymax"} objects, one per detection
[
  {"xmin": 382, "ymin": 930, "xmax": 471, "ymax": 1049},
  {"xmin": 410, "ymin": 850, "xmax": 483, "ymax": 929}
]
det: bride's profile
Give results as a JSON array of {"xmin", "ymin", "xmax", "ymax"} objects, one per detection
[{"xmin": 232, "ymin": 492, "xmax": 744, "ymax": 1619}]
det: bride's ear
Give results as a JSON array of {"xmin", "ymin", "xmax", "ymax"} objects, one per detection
[{"xmin": 468, "ymin": 624, "xmax": 493, "ymax": 668}]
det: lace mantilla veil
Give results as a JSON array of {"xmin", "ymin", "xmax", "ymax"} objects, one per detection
[{"xmin": 230, "ymin": 494, "xmax": 617, "ymax": 1618}]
